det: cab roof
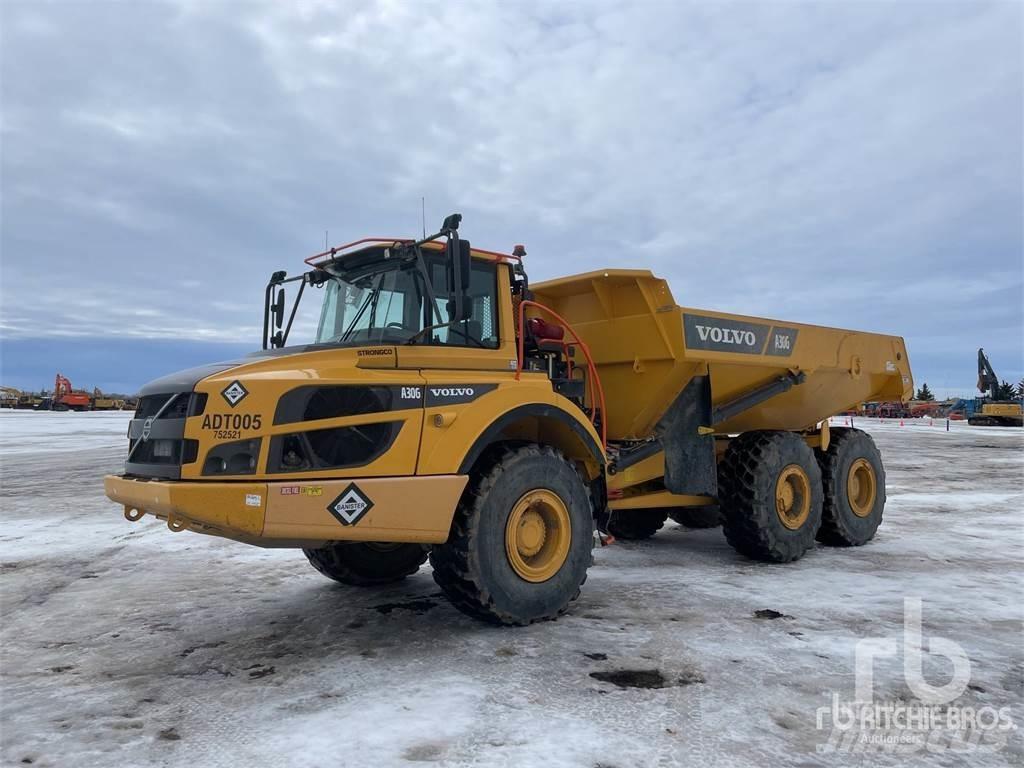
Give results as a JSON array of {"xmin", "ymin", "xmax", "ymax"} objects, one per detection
[{"xmin": 305, "ymin": 237, "xmax": 520, "ymax": 269}]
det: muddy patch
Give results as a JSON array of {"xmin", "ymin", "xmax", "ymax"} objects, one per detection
[
  {"xmin": 371, "ymin": 598, "xmax": 439, "ymax": 615},
  {"xmin": 754, "ymin": 609, "xmax": 793, "ymax": 620},
  {"xmin": 179, "ymin": 641, "xmax": 226, "ymax": 658},
  {"xmin": 245, "ymin": 664, "xmax": 275, "ymax": 679},
  {"xmin": 403, "ymin": 742, "xmax": 446, "ymax": 761},
  {"xmin": 590, "ymin": 668, "xmax": 704, "ymax": 689}
]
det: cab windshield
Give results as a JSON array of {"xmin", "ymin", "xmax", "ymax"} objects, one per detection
[{"xmin": 314, "ymin": 254, "xmax": 499, "ymax": 348}]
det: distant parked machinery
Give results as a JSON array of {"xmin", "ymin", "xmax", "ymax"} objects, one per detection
[
  {"xmin": 909, "ymin": 401, "xmax": 944, "ymax": 418},
  {"xmin": 969, "ymin": 349, "xmax": 1023, "ymax": 427},
  {"xmin": 17, "ymin": 393, "xmax": 43, "ymax": 409},
  {"xmin": 863, "ymin": 401, "xmax": 911, "ymax": 419},
  {"xmin": 0, "ymin": 386, "xmax": 19, "ymax": 409},
  {"xmin": 92, "ymin": 388, "xmax": 126, "ymax": 411},
  {"xmin": 51, "ymin": 374, "xmax": 92, "ymax": 411}
]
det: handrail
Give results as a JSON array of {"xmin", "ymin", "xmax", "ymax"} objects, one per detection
[
  {"xmin": 304, "ymin": 237, "xmax": 413, "ymax": 267},
  {"xmin": 304, "ymin": 237, "xmax": 523, "ymax": 268},
  {"xmin": 516, "ymin": 299, "xmax": 607, "ymax": 448}
]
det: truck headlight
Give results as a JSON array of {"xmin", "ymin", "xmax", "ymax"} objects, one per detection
[{"xmin": 202, "ymin": 438, "xmax": 262, "ymax": 476}]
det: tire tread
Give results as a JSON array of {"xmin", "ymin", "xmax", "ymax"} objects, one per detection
[{"xmin": 429, "ymin": 444, "xmax": 592, "ymax": 626}]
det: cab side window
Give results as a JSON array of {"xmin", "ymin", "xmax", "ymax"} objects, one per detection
[{"xmin": 429, "ymin": 260, "xmax": 499, "ymax": 348}]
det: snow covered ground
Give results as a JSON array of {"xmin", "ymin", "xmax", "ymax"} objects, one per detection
[{"xmin": 1, "ymin": 412, "xmax": 1021, "ymax": 767}]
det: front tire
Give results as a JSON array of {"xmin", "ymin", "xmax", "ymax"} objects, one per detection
[
  {"xmin": 430, "ymin": 445, "xmax": 594, "ymax": 625},
  {"xmin": 303, "ymin": 542, "xmax": 428, "ymax": 586},
  {"xmin": 719, "ymin": 431, "xmax": 823, "ymax": 563},
  {"xmin": 816, "ymin": 428, "xmax": 885, "ymax": 546}
]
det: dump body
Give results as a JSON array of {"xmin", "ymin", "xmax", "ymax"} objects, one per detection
[{"xmin": 532, "ymin": 270, "xmax": 912, "ymax": 439}]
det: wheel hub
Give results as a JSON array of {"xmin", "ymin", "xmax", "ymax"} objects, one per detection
[
  {"xmin": 505, "ymin": 490, "xmax": 571, "ymax": 583},
  {"xmin": 847, "ymin": 458, "xmax": 877, "ymax": 518},
  {"xmin": 775, "ymin": 464, "xmax": 811, "ymax": 530}
]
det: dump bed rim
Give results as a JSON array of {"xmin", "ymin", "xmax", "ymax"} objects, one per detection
[{"xmin": 532, "ymin": 268, "xmax": 908, "ymax": 341}]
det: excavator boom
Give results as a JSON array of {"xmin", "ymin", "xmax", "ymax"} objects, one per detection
[{"xmin": 976, "ymin": 348, "xmax": 999, "ymax": 400}]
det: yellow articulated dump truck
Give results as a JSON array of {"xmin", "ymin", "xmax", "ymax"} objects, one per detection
[{"xmin": 105, "ymin": 214, "xmax": 912, "ymax": 625}]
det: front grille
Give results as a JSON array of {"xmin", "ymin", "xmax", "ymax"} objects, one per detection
[
  {"xmin": 126, "ymin": 391, "xmax": 201, "ymax": 479},
  {"xmin": 128, "ymin": 438, "xmax": 198, "ymax": 466},
  {"xmin": 136, "ymin": 392, "xmax": 206, "ymax": 419}
]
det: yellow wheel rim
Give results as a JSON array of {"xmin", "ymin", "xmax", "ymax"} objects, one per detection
[
  {"xmin": 775, "ymin": 464, "xmax": 811, "ymax": 530},
  {"xmin": 505, "ymin": 489, "xmax": 571, "ymax": 583},
  {"xmin": 847, "ymin": 458, "xmax": 877, "ymax": 518}
]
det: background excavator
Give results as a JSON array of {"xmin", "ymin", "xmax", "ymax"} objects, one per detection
[
  {"xmin": 969, "ymin": 349, "xmax": 1023, "ymax": 427},
  {"xmin": 48, "ymin": 373, "xmax": 92, "ymax": 411}
]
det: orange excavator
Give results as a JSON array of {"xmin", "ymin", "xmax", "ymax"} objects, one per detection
[{"xmin": 53, "ymin": 373, "xmax": 92, "ymax": 411}]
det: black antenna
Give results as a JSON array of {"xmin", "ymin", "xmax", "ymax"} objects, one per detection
[{"xmin": 421, "ymin": 197, "xmax": 426, "ymax": 239}]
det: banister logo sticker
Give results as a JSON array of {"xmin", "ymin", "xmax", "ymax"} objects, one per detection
[
  {"xmin": 326, "ymin": 483, "xmax": 374, "ymax": 526},
  {"xmin": 220, "ymin": 380, "xmax": 249, "ymax": 407}
]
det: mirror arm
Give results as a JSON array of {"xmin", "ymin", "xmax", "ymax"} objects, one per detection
[
  {"xmin": 262, "ymin": 283, "xmax": 274, "ymax": 350},
  {"xmin": 281, "ymin": 275, "xmax": 307, "ymax": 346},
  {"xmin": 412, "ymin": 244, "xmax": 445, "ymax": 325},
  {"xmin": 448, "ymin": 229, "xmax": 465, "ymax": 323}
]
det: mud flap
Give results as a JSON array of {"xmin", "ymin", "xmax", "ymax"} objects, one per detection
[{"xmin": 659, "ymin": 375, "xmax": 717, "ymax": 497}]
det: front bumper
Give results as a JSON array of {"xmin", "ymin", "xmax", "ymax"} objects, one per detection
[{"xmin": 104, "ymin": 474, "xmax": 468, "ymax": 547}]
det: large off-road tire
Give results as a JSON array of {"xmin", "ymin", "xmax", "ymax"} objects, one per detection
[
  {"xmin": 607, "ymin": 508, "xmax": 668, "ymax": 540},
  {"xmin": 303, "ymin": 542, "xmax": 428, "ymax": 586},
  {"xmin": 719, "ymin": 431, "xmax": 823, "ymax": 563},
  {"xmin": 816, "ymin": 427, "xmax": 886, "ymax": 546},
  {"xmin": 668, "ymin": 505, "xmax": 722, "ymax": 529},
  {"xmin": 430, "ymin": 445, "xmax": 594, "ymax": 625}
]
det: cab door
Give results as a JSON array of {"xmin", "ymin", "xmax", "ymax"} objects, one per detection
[{"xmin": 409, "ymin": 258, "xmax": 526, "ymax": 475}]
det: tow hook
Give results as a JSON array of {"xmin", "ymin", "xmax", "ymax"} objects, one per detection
[
  {"xmin": 167, "ymin": 515, "xmax": 188, "ymax": 532},
  {"xmin": 123, "ymin": 506, "xmax": 144, "ymax": 522}
]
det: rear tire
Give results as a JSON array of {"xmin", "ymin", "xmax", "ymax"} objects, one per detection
[
  {"xmin": 607, "ymin": 508, "xmax": 667, "ymax": 540},
  {"xmin": 816, "ymin": 428, "xmax": 885, "ymax": 546},
  {"xmin": 430, "ymin": 445, "xmax": 594, "ymax": 625},
  {"xmin": 668, "ymin": 505, "xmax": 721, "ymax": 529},
  {"xmin": 719, "ymin": 431, "xmax": 823, "ymax": 563},
  {"xmin": 303, "ymin": 542, "xmax": 428, "ymax": 586}
]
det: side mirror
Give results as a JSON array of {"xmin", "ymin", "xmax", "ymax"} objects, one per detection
[
  {"xmin": 273, "ymin": 289, "xmax": 286, "ymax": 331},
  {"xmin": 457, "ymin": 240, "xmax": 471, "ymax": 291},
  {"xmin": 446, "ymin": 237, "xmax": 473, "ymax": 321}
]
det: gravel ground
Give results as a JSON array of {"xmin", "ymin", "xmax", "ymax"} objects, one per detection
[{"xmin": 1, "ymin": 411, "xmax": 1021, "ymax": 767}]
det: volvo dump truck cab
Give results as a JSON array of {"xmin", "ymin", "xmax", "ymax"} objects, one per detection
[{"xmin": 105, "ymin": 215, "xmax": 913, "ymax": 625}]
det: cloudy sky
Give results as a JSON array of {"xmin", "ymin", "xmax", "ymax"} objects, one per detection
[{"xmin": 1, "ymin": 0, "xmax": 1021, "ymax": 396}]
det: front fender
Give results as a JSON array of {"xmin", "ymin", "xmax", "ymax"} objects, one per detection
[{"xmin": 415, "ymin": 375, "xmax": 604, "ymax": 477}]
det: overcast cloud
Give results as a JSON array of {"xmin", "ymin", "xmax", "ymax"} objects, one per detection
[{"xmin": 1, "ymin": 0, "xmax": 1021, "ymax": 395}]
